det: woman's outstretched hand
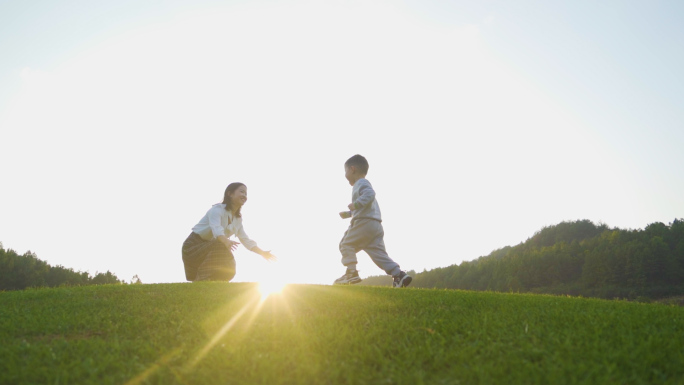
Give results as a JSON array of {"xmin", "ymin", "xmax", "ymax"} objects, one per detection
[
  {"xmin": 260, "ymin": 250, "xmax": 278, "ymax": 262},
  {"xmin": 252, "ymin": 246, "xmax": 277, "ymax": 262}
]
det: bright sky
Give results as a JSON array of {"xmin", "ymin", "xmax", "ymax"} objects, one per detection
[{"xmin": 1, "ymin": 0, "xmax": 683, "ymax": 286}]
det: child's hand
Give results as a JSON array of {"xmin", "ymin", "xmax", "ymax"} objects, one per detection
[
  {"xmin": 339, "ymin": 211, "xmax": 351, "ymax": 219},
  {"xmin": 347, "ymin": 203, "xmax": 355, "ymax": 211}
]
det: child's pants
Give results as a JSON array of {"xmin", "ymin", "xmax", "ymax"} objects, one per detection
[{"xmin": 339, "ymin": 218, "xmax": 401, "ymax": 276}]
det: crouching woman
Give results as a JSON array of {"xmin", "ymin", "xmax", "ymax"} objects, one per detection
[{"xmin": 182, "ymin": 182, "xmax": 276, "ymax": 282}]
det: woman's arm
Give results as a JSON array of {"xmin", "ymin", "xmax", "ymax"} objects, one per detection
[
  {"xmin": 207, "ymin": 206, "xmax": 227, "ymax": 239},
  {"xmin": 250, "ymin": 246, "xmax": 277, "ymax": 262},
  {"xmin": 236, "ymin": 219, "xmax": 276, "ymax": 261}
]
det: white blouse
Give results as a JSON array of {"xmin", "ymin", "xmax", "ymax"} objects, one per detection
[{"xmin": 191, "ymin": 204, "xmax": 258, "ymax": 250}]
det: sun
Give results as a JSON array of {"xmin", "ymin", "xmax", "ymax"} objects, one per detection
[{"xmin": 257, "ymin": 278, "xmax": 287, "ymax": 301}]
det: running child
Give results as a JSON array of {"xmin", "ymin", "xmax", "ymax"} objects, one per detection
[{"xmin": 334, "ymin": 154, "xmax": 412, "ymax": 288}]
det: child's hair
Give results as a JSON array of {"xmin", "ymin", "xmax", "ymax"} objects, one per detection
[
  {"xmin": 345, "ymin": 154, "xmax": 369, "ymax": 175},
  {"xmin": 222, "ymin": 182, "xmax": 245, "ymax": 217}
]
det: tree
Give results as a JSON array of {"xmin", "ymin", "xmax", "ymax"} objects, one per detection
[{"xmin": 0, "ymin": 243, "xmax": 123, "ymax": 290}]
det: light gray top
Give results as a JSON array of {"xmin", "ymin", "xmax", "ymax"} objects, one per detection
[{"xmin": 351, "ymin": 178, "xmax": 382, "ymax": 222}]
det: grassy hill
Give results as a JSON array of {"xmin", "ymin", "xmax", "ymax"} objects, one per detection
[{"xmin": 1, "ymin": 282, "xmax": 683, "ymax": 384}]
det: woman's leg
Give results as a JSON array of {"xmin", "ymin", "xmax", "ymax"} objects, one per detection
[
  {"xmin": 182, "ymin": 233, "xmax": 236, "ymax": 282},
  {"xmin": 195, "ymin": 241, "xmax": 237, "ymax": 281},
  {"xmin": 182, "ymin": 233, "xmax": 211, "ymax": 281}
]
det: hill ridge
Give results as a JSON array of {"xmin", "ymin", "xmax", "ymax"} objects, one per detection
[{"xmin": 360, "ymin": 218, "xmax": 684, "ymax": 300}]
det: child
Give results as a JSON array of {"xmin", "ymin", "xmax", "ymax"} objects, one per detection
[{"xmin": 334, "ymin": 155, "xmax": 412, "ymax": 288}]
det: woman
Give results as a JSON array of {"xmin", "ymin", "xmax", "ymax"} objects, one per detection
[{"xmin": 182, "ymin": 182, "xmax": 276, "ymax": 282}]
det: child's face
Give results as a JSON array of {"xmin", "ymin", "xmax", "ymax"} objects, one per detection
[{"xmin": 344, "ymin": 165, "xmax": 356, "ymax": 186}]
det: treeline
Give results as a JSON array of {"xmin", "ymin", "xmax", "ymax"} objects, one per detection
[
  {"xmin": 0, "ymin": 242, "xmax": 124, "ymax": 290},
  {"xmin": 360, "ymin": 219, "xmax": 684, "ymax": 300}
]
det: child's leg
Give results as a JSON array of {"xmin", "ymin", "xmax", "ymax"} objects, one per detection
[
  {"xmin": 363, "ymin": 222, "xmax": 401, "ymax": 277},
  {"xmin": 339, "ymin": 226, "xmax": 361, "ymax": 270}
]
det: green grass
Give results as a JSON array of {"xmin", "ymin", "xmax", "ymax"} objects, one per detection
[{"xmin": 1, "ymin": 283, "xmax": 683, "ymax": 385}]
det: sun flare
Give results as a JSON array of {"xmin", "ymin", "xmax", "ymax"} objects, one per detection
[{"xmin": 258, "ymin": 280, "xmax": 287, "ymax": 301}]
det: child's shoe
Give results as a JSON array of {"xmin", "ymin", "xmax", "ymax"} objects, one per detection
[
  {"xmin": 333, "ymin": 269, "xmax": 362, "ymax": 285},
  {"xmin": 393, "ymin": 271, "xmax": 412, "ymax": 288}
]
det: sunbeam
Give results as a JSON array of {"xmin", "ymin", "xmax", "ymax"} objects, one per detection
[
  {"xmin": 186, "ymin": 283, "xmax": 291, "ymax": 372},
  {"xmin": 187, "ymin": 296, "xmax": 257, "ymax": 369}
]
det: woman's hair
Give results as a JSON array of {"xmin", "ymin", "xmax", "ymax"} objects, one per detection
[{"xmin": 222, "ymin": 182, "xmax": 246, "ymax": 217}]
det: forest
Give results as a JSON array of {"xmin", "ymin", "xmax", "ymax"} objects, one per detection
[
  {"xmin": 360, "ymin": 219, "xmax": 684, "ymax": 300},
  {"xmin": 0, "ymin": 243, "xmax": 124, "ymax": 290}
]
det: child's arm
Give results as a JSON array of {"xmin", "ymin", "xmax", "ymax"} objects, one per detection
[
  {"xmin": 350, "ymin": 181, "xmax": 376, "ymax": 210},
  {"xmin": 339, "ymin": 211, "xmax": 352, "ymax": 219}
]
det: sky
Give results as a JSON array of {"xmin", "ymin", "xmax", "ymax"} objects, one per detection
[{"xmin": 1, "ymin": 0, "xmax": 683, "ymax": 286}]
